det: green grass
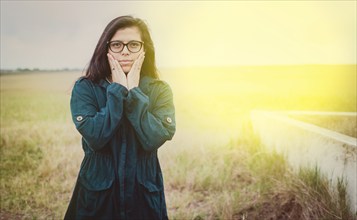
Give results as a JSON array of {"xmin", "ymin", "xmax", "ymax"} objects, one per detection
[{"xmin": 1, "ymin": 66, "xmax": 356, "ymax": 219}]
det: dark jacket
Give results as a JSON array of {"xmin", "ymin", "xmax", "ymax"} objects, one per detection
[{"xmin": 64, "ymin": 75, "xmax": 176, "ymax": 220}]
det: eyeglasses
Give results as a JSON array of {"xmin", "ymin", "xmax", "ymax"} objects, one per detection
[{"xmin": 107, "ymin": 40, "xmax": 144, "ymax": 53}]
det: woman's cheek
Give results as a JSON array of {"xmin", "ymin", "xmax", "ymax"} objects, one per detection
[{"xmin": 133, "ymin": 54, "xmax": 140, "ymax": 61}]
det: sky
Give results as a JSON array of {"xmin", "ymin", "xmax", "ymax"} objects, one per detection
[{"xmin": 0, "ymin": 1, "xmax": 356, "ymax": 69}]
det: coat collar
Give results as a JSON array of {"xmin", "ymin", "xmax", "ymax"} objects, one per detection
[
  {"xmin": 98, "ymin": 78, "xmax": 111, "ymax": 89},
  {"xmin": 139, "ymin": 75, "xmax": 156, "ymax": 90}
]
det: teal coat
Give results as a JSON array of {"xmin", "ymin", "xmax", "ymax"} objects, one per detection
[{"xmin": 64, "ymin": 76, "xmax": 175, "ymax": 220}]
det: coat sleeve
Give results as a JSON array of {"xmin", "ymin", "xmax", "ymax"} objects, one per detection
[
  {"xmin": 125, "ymin": 82, "xmax": 176, "ymax": 152},
  {"xmin": 70, "ymin": 79, "xmax": 128, "ymax": 151}
]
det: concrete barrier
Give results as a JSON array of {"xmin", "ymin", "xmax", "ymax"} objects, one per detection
[{"xmin": 251, "ymin": 110, "xmax": 357, "ymax": 214}]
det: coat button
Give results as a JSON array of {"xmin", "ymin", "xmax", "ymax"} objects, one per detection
[
  {"xmin": 166, "ymin": 117, "xmax": 172, "ymax": 123},
  {"xmin": 76, "ymin": 116, "xmax": 83, "ymax": 122}
]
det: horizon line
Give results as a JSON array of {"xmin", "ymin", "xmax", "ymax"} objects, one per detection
[{"xmin": 1, "ymin": 63, "xmax": 356, "ymax": 72}]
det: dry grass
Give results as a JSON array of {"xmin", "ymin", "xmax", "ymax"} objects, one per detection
[
  {"xmin": 1, "ymin": 65, "xmax": 356, "ymax": 219},
  {"xmin": 288, "ymin": 114, "xmax": 357, "ymax": 138}
]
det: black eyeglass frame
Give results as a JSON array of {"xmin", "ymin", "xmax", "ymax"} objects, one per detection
[{"xmin": 107, "ymin": 40, "xmax": 144, "ymax": 53}]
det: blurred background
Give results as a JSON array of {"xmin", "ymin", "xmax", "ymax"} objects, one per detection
[
  {"xmin": 1, "ymin": 1, "xmax": 356, "ymax": 69},
  {"xmin": 1, "ymin": 1, "xmax": 356, "ymax": 219}
]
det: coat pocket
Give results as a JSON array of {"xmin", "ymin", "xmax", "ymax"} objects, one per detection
[
  {"xmin": 79, "ymin": 153, "xmax": 115, "ymax": 191},
  {"xmin": 139, "ymin": 179, "xmax": 163, "ymax": 211},
  {"xmin": 136, "ymin": 154, "xmax": 166, "ymax": 219}
]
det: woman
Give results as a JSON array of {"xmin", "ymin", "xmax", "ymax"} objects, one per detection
[{"xmin": 64, "ymin": 16, "xmax": 175, "ymax": 220}]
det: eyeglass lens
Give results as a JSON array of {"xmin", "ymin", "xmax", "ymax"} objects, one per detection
[{"xmin": 109, "ymin": 41, "xmax": 142, "ymax": 53}]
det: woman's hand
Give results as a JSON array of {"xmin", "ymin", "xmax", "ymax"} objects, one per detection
[
  {"xmin": 127, "ymin": 52, "xmax": 145, "ymax": 90},
  {"xmin": 107, "ymin": 53, "xmax": 127, "ymax": 89}
]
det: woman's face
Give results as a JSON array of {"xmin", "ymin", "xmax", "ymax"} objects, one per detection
[{"xmin": 108, "ymin": 26, "xmax": 144, "ymax": 73}]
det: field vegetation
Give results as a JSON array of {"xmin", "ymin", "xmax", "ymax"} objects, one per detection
[
  {"xmin": 1, "ymin": 65, "xmax": 356, "ymax": 219},
  {"xmin": 287, "ymin": 114, "xmax": 356, "ymax": 138}
]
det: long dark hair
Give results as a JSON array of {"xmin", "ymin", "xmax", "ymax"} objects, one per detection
[{"xmin": 85, "ymin": 16, "xmax": 159, "ymax": 82}]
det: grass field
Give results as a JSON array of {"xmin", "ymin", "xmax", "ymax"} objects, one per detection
[
  {"xmin": 288, "ymin": 114, "xmax": 357, "ymax": 138},
  {"xmin": 0, "ymin": 65, "xmax": 356, "ymax": 219}
]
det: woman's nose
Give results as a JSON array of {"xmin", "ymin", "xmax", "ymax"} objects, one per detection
[{"xmin": 121, "ymin": 45, "xmax": 130, "ymax": 55}]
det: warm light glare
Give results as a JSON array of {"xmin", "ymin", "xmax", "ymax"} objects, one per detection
[
  {"xmin": 0, "ymin": 1, "xmax": 355, "ymax": 69},
  {"xmin": 163, "ymin": 65, "xmax": 357, "ymax": 133},
  {"xmin": 147, "ymin": 1, "xmax": 356, "ymax": 67}
]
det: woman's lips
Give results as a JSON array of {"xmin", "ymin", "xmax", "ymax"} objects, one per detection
[{"xmin": 119, "ymin": 60, "xmax": 132, "ymax": 66}]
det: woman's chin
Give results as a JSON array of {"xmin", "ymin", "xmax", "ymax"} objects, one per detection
[{"xmin": 121, "ymin": 66, "xmax": 131, "ymax": 74}]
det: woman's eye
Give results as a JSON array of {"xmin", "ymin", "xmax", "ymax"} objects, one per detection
[
  {"xmin": 112, "ymin": 43, "xmax": 122, "ymax": 48},
  {"xmin": 129, "ymin": 42, "xmax": 139, "ymax": 47}
]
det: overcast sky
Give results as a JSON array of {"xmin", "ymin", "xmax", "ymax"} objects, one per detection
[{"xmin": 1, "ymin": 1, "xmax": 356, "ymax": 69}]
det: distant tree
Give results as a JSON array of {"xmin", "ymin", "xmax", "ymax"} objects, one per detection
[{"xmin": 16, "ymin": 68, "xmax": 31, "ymax": 72}]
